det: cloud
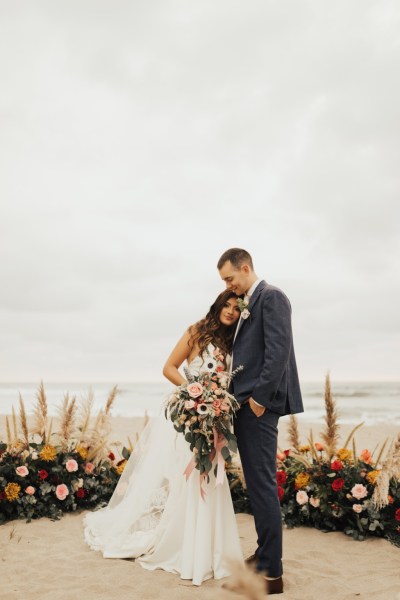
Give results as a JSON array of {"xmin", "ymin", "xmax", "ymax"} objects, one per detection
[{"xmin": 0, "ymin": 1, "xmax": 399, "ymax": 381}]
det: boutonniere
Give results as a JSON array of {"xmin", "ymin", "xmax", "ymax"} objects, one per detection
[{"xmin": 237, "ymin": 297, "xmax": 251, "ymax": 320}]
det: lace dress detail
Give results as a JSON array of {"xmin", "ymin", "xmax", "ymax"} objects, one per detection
[{"xmin": 83, "ymin": 344, "xmax": 242, "ymax": 585}]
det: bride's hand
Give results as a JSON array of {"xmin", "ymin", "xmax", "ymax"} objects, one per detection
[{"xmin": 249, "ymin": 397, "xmax": 266, "ymax": 417}]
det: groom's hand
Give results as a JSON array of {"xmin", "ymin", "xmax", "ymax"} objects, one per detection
[{"xmin": 249, "ymin": 397, "xmax": 266, "ymax": 417}]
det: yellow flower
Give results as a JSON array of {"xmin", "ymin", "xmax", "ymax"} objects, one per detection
[
  {"xmin": 337, "ymin": 448, "xmax": 353, "ymax": 462},
  {"xmin": 76, "ymin": 446, "xmax": 88, "ymax": 460},
  {"xmin": 116, "ymin": 460, "xmax": 127, "ymax": 475},
  {"xmin": 39, "ymin": 445, "xmax": 57, "ymax": 462},
  {"xmin": 5, "ymin": 482, "xmax": 21, "ymax": 502},
  {"xmin": 295, "ymin": 472, "xmax": 311, "ymax": 489},
  {"xmin": 366, "ymin": 470, "xmax": 381, "ymax": 485},
  {"xmin": 299, "ymin": 445, "xmax": 311, "ymax": 453}
]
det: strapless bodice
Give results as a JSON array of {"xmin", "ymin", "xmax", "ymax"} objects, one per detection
[{"xmin": 186, "ymin": 343, "xmax": 230, "ymax": 376}]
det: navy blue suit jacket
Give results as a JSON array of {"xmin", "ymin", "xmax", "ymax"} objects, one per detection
[{"xmin": 232, "ymin": 280, "xmax": 303, "ymax": 416}]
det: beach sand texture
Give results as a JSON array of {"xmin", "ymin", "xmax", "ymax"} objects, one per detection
[{"xmin": 1, "ymin": 416, "xmax": 399, "ymax": 600}]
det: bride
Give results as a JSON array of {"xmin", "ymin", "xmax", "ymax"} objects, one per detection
[{"xmin": 83, "ymin": 290, "xmax": 244, "ymax": 586}]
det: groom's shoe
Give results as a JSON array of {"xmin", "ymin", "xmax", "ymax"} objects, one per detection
[{"xmin": 264, "ymin": 576, "xmax": 283, "ymax": 595}]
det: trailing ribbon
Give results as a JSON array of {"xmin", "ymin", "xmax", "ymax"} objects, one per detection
[{"xmin": 183, "ymin": 428, "xmax": 227, "ymax": 501}]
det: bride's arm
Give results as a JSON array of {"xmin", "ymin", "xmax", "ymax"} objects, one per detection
[{"xmin": 163, "ymin": 329, "xmax": 195, "ymax": 386}]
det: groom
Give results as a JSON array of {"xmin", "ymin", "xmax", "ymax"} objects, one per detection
[{"xmin": 218, "ymin": 248, "xmax": 303, "ymax": 595}]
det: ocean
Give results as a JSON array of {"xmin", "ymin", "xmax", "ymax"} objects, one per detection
[{"xmin": 0, "ymin": 381, "xmax": 398, "ymax": 426}]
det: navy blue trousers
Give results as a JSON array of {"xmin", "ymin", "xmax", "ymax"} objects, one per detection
[{"xmin": 234, "ymin": 403, "xmax": 282, "ymax": 577}]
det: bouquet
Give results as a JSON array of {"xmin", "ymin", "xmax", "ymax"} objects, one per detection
[{"xmin": 165, "ymin": 348, "xmax": 241, "ymax": 499}]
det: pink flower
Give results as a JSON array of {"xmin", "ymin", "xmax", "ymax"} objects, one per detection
[
  {"xmin": 25, "ymin": 486, "xmax": 35, "ymax": 495},
  {"xmin": 314, "ymin": 442, "xmax": 324, "ymax": 452},
  {"xmin": 15, "ymin": 466, "xmax": 29, "ymax": 477},
  {"xmin": 184, "ymin": 399, "xmax": 195, "ymax": 410},
  {"xmin": 213, "ymin": 400, "xmax": 221, "ymax": 409},
  {"xmin": 309, "ymin": 496, "xmax": 320, "ymax": 508},
  {"xmin": 352, "ymin": 503, "xmax": 363, "ymax": 513},
  {"xmin": 84, "ymin": 462, "xmax": 95, "ymax": 474},
  {"xmin": 65, "ymin": 459, "xmax": 78, "ymax": 473},
  {"xmin": 359, "ymin": 449, "xmax": 373, "ymax": 465},
  {"xmin": 296, "ymin": 490, "xmax": 309, "ymax": 505},
  {"xmin": 210, "ymin": 382, "xmax": 218, "ymax": 391},
  {"xmin": 351, "ymin": 484, "xmax": 368, "ymax": 500},
  {"xmin": 220, "ymin": 401, "xmax": 230, "ymax": 412},
  {"xmin": 55, "ymin": 484, "xmax": 69, "ymax": 501},
  {"xmin": 214, "ymin": 388, "xmax": 222, "ymax": 396},
  {"xmin": 216, "ymin": 365, "xmax": 224, "ymax": 372},
  {"xmin": 187, "ymin": 383, "xmax": 203, "ymax": 398},
  {"xmin": 276, "ymin": 452, "xmax": 286, "ymax": 461}
]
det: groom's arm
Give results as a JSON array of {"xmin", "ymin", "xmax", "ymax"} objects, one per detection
[{"xmin": 251, "ymin": 289, "xmax": 293, "ymax": 409}]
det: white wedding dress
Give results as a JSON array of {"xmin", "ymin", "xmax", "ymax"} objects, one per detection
[{"xmin": 83, "ymin": 345, "xmax": 243, "ymax": 585}]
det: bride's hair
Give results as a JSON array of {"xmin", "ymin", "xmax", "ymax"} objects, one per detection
[{"xmin": 188, "ymin": 290, "xmax": 241, "ymax": 359}]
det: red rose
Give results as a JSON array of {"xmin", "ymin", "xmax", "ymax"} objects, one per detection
[
  {"xmin": 283, "ymin": 450, "xmax": 291, "ymax": 457},
  {"xmin": 39, "ymin": 469, "xmax": 49, "ymax": 480},
  {"xmin": 332, "ymin": 477, "xmax": 345, "ymax": 492},
  {"xmin": 0, "ymin": 491, "xmax": 6, "ymax": 500},
  {"xmin": 395, "ymin": 508, "xmax": 400, "ymax": 522},
  {"xmin": 330, "ymin": 460, "xmax": 343, "ymax": 471},
  {"xmin": 277, "ymin": 486, "xmax": 284, "ymax": 501},
  {"xmin": 76, "ymin": 488, "xmax": 85, "ymax": 498},
  {"xmin": 276, "ymin": 470, "xmax": 287, "ymax": 485},
  {"xmin": 108, "ymin": 452, "xmax": 115, "ymax": 461}
]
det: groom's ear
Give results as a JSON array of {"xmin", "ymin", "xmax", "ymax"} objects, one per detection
[{"xmin": 241, "ymin": 264, "xmax": 251, "ymax": 275}]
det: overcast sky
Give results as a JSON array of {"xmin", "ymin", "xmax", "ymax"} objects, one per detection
[{"xmin": 0, "ymin": 1, "xmax": 399, "ymax": 383}]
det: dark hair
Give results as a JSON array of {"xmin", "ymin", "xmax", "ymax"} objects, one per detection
[
  {"xmin": 217, "ymin": 247, "xmax": 254, "ymax": 271},
  {"xmin": 188, "ymin": 290, "xmax": 240, "ymax": 359}
]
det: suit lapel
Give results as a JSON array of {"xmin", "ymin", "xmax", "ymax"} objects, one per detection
[{"xmin": 233, "ymin": 280, "xmax": 267, "ymax": 344}]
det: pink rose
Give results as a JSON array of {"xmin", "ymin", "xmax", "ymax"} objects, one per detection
[
  {"xmin": 351, "ymin": 484, "xmax": 368, "ymax": 500},
  {"xmin": 25, "ymin": 486, "xmax": 36, "ymax": 495},
  {"xmin": 84, "ymin": 462, "xmax": 95, "ymax": 474},
  {"xmin": 359, "ymin": 449, "xmax": 373, "ymax": 465},
  {"xmin": 213, "ymin": 400, "xmax": 221, "ymax": 409},
  {"xmin": 277, "ymin": 452, "xmax": 286, "ymax": 461},
  {"xmin": 296, "ymin": 490, "xmax": 309, "ymax": 505},
  {"xmin": 314, "ymin": 442, "xmax": 324, "ymax": 452},
  {"xmin": 352, "ymin": 503, "xmax": 363, "ymax": 513},
  {"xmin": 65, "ymin": 459, "xmax": 79, "ymax": 473},
  {"xmin": 16, "ymin": 466, "xmax": 29, "ymax": 477},
  {"xmin": 184, "ymin": 400, "xmax": 195, "ymax": 410},
  {"xmin": 55, "ymin": 484, "xmax": 69, "ymax": 501},
  {"xmin": 214, "ymin": 388, "xmax": 222, "ymax": 396},
  {"xmin": 187, "ymin": 383, "xmax": 203, "ymax": 398},
  {"xmin": 309, "ymin": 496, "xmax": 320, "ymax": 508}
]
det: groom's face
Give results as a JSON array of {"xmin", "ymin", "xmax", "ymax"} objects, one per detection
[{"xmin": 219, "ymin": 261, "xmax": 249, "ymax": 295}]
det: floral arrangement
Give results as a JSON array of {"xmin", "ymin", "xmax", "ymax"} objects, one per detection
[
  {"xmin": 276, "ymin": 443, "xmax": 400, "ymax": 545},
  {"xmin": 165, "ymin": 347, "xmax": 240, "ymax": 493},
  {"xmin": 0, "ymin": 383, "xmax": 132, "ymax": 523},
  {"xmin": 227, "ymin": 373, "xmax": 400, "ymax": 546}
]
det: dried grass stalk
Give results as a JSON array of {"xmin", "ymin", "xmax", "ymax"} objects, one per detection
[
  {"xmin": 287, "ymin": 414, "xmax": 301, "ymax": 452},
  {"xmin": 373, "ymin": 433, "xmax": 400, "ymax": 509},
  {"xmin": 58, "ymin": 394, "xmax": 77, "ymax": 450},
  {"xmin": 320, "ymin": 372, "xmax": 340, "ymax": 460},
  {"xmin": 83, "ymin": 386, "xmax": 119, "ymax": 464},
  {"xmin": 5, "ymin": 416, "xmax": 12, "ymax": 447},
  {"xmin": 18, "ymin": 394, "xmax": 29, "ymax": 450},
  {"xmin": 47, "ymin": 417, "xmax": 53, "ymax": 442},
  {"xmin": 374, "ymin": 437, "xmax": 389, "ymax": 468},
  {"xmin": 11, "ymin": 406, "xmax": 18, "ymax": 440},
  {"xmin": 342, "ymin": 422, "xmax": 364, "ymax": 449},
  {"xmin": 78, "ymin": 388, "xmax": 94, "ymax": 436},
  {"xmin": 32, "ymin": 381, "xmax": 48, "ymax": 443},
  {"xmin": 222, "ymin": 561, "xmax": 265, "ymax": 600}
]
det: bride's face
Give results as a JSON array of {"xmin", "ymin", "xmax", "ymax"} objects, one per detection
[{"xmin": 219, "ymin": 297, "xmax": 240, "ymax": 326}]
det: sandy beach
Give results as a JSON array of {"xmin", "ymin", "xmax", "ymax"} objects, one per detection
[{"xmin": 1, "ymin": 415, "xmax": 399, "ymax": 600}]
